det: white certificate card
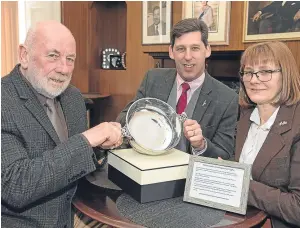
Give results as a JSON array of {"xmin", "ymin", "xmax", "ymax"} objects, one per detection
[
  {"xmin": 184, "ymin": 156, "xmax": 251, "ymax": 215},
  {"xmin": 189, "ymin": 162, "xmax": 244, "ymax": 207}
]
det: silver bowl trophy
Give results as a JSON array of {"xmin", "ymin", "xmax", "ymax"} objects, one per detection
[{"xmin": 121, "ymin": 98, "xmax": 187, "ymax": 155}]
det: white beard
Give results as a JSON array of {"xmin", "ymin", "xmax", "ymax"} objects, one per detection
[{"xmin": 25, "ymin": 64, "xmax": 72, "ymax": 99}]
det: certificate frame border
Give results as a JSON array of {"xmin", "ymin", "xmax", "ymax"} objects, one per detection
[{"xmin": 183, "ymin": 156, "xmax": 252, "ymax": 215}]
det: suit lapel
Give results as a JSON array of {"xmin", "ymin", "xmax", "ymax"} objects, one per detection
[
  {"xmin": 251, "ymin": 132, "xmax": 285, "ymax": 180},
  {"xmin": 24, "ymin": 99, "xmax": 61, "ymax": 145},
  {"xmin": 235, "ymin": 109, "xmax": 252, "ymax": 161},
  {"xmin": 159, "ymin": 70, "xmax": 213, "ymax": 121},
  {"xmin": 192, "ymin": 73, "xmax": 212, "ymax": 121},
  {"xmin": 157, "ymin": 69, "xmax": 177, "ymax": 102},
  {"xmin": 11, "ymin": 67, "xmax": 61, "ymax": 145},
  {"xmin": 236, "ymin": 104, "xmax": 295, "ymax": 180},
  {"xmin": 252, "ymin": 105, "xmax": 294, "ymax": 180},
  {"xmin": 59, "ymin": 88, "xmax": 76, "ymax": 137}
]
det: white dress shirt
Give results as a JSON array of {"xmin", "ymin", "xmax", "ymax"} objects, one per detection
[
  {"xmin": 176, "ymin": 72, "xmax": 205, "ymax": 103},
  {"xmin": 176, "ymin": 72, "xmax": 207, "ymax": 155},
  {"xmin": 239, "ymin": 106, "xmax": 280, "ymax": 177},
  {"xmin": 155, "ymin": 23, "xmax": 162, "ymax": 35}
]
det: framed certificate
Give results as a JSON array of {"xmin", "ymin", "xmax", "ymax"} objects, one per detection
[{"xmin": 183, "ymin": 156, "xmax": 252, "ymax": 215}]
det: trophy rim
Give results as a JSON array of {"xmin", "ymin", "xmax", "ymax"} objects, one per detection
[{"xmin": 125, "ymin": 97, "xmax": 182, "ymax": 153}]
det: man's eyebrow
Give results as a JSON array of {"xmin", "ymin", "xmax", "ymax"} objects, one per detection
[
  {"xmin": 47, "ymin": 50, "xmax": 76, "ymax": 58},
  {"xmin": 67, "ymin": 54, "xmax": 76, "ymax": 58},
  {"xmin": 48, "ymin": 49, "xmax": 60, "ymax": 54},
  {"xmin": 175, "ymin": 44, "xmax": 185, "ymax": 48},
  {"xmin": 175, "ymin": 44, "xmax": 201, "ymax": 47}
]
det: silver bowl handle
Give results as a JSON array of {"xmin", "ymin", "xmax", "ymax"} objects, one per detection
[
  {"xmin": 121, "ymin": 126, "xmax": 132, "ymax": 139},
  {"xmin": 178, "ymin": 112, "xmax": 188, "ymax": 123}
]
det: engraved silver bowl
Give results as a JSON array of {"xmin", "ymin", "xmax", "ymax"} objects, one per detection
[{"xmin": 121, "ymin": 98, "xmax": 187, "ymax": 155}]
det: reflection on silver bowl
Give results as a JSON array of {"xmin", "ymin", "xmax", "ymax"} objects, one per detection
[{"xmin": 123, "ymin": 98, "xmax": 185, "ymax": 155}]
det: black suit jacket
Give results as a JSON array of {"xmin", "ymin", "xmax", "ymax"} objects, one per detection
[
  {"xmin": 261, "ymin": 1, "xmax": 300, "ymax": 20},
  {"xmin": 117, "ymin": 68, "xmax": 239, "ymax": 159},
  {"xmin": 1, "ymin": 65, "xmax": 97, "ymax": 228},
  {"xmin": 147, "ymin": 22, "xmax": 166, "ymax": 36}
]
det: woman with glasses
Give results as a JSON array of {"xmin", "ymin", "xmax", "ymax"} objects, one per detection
[{"xmin": 236, "ymin": 41, "xmax": 300, "ymax": 228}]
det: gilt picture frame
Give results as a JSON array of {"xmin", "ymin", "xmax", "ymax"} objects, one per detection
[
  {"xmin": 182, "ymin": 1, "xmax": 231, "ymax": 45},
  {"xmin": 142, "ymin": 1, "xmax": 172, "ymax": 45},
  {"xmin": 243, "ymin": 1, "xmax": 300, "ymax": 42}
]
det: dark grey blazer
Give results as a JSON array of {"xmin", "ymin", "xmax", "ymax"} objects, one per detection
[
  {"xmin": 117, "ymin": 68, "xmax": 239, "ymax": 159},
  {"xmin": 1, "ymin": 65, "xmax": 97, "ymax": 228}
]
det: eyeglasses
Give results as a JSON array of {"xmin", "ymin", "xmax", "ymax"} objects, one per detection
[{"xmin": 239, "ymin": 69, "xmax": 281, "ymax": 82}]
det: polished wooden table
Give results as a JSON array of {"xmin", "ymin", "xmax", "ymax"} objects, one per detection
[{"xmin": 73, "ymin": 178, "xmax": 268, "ymax": 228}]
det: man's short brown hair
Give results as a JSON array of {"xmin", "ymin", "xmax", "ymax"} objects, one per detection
[{"xmin": 170, "ymin": 18, "xmax": 209, "ymax": 48}]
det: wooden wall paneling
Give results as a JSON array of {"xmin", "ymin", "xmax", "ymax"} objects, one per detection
[
  {"xmin": 85, "ymin": 1, "xmax": 128, "ymax": 121},
  {"xmin": 283, "ymin": 41, "xmax": 300, "ymax": 70},
  {"xmin": 92, "ymin": 2, "xmax": 156, "ymax": 121},
  {"xmin": 89, "ymin": 1, "xmax": 126, "ymax": 69},
  {"xmin": 89, "ymin": 2, "xmax": 99, "ymax": 70},
  {"xmin": 211, "ymin": 1, "xmax": 245, "ymax": 51},
  {"xmin": 62, "ymin": 1, "xmax": 300, "ymax": 122},
  {"xmin": 89, "ymin": 69, "xmax": 101, "ymax": 93},
  {"xmin": 141, "ymin": 1, "xmax": 246, "ymax": 53},
  {"xmin": 141, "ymin": 1, "xmax": 300, "ymax": 68},
  {"xmin": 61, "ymin": 1, "xmax": 90, "ymax": 93},
  {"xmin": 92, "ymin": 1, "xmax": 300, "ymax": 122}
]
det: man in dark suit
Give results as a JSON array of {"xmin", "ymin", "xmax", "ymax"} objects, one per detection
[
  {"xmin": 147, "ymin": 6, "xmax": 166, "ymax": 36},
  {"xmin": 252, "ymin": 1, "xmax": 300, "ymax": 33},
  {"xmin": 118, "ymin": 18, "xmax": 238, "ymax": 159},
  {"xmin": 1, "ymin": 21, "xmax": 122, "ymax": 228}
]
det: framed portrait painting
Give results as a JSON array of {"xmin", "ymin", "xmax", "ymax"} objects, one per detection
[
  {"xmin": 182, "ymin": 1, "xmax": 231, "ymax": 45},
  {"xmin": 243, "ymin": 1, "xmax": 300, "ymax": 42},
  {"xmin": 142, "ymin": 1, "xmax": 172, "ymax": 45}
]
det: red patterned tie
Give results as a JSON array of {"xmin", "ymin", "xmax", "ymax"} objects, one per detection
[{"xmin": 176, "ymin": 82, "xmax": 190, "ymax": 114}]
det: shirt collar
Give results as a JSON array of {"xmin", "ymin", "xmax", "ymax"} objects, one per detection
[
  {"xmin": 250, "ymin": 106, "xmax": 280, "ymax": 130},
  {"xmin": 36, "ymin": 92, "xmax": 53, "ymax": 107},
  {"xmin": 176, "ymin": 72, "xmax": 205, "ymax": 92},
  {"xmin": 155, "ymin": 23, "xmax": 161, "ymax": 30}
]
